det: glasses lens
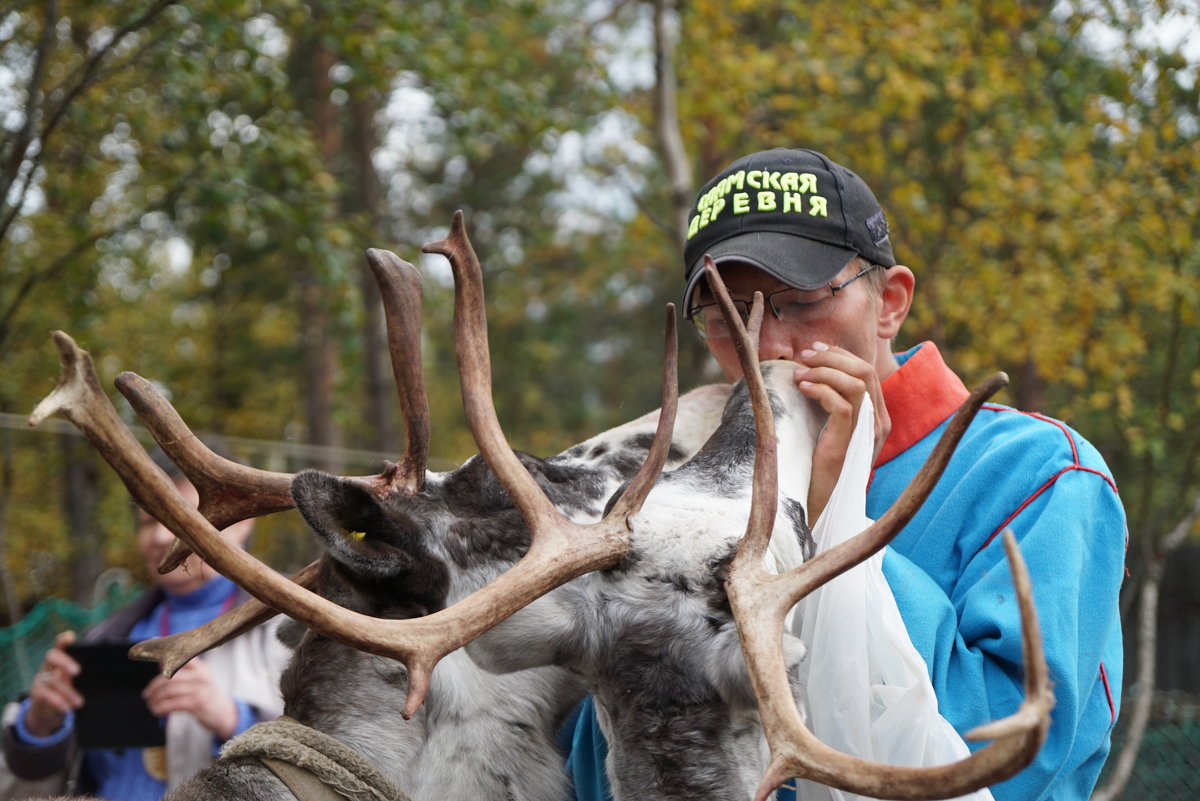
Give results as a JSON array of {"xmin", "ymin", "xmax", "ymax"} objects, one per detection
[
  {"xmin": 690, "ymin": 300, "xmax": 749, "ymax": 339},
  {"xmin": 768, "ymin": 286, "xmax": 835, "ymax": 323}
]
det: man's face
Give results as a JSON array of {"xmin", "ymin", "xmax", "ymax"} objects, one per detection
[{"xmin": 695, "ymin": 260, "xmax": 882, "ymax": 382}]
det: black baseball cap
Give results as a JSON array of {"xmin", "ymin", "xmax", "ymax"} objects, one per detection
[{"xmin": 682, "ymin": 148, "xmax": 895, "ymax": 313}]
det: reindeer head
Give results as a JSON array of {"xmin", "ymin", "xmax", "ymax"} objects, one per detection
[{"xmin": 286, "ymin": 414, "xmax": 711, "ymax": 624}]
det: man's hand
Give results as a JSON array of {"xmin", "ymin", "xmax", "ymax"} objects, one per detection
[
  {"xmin": 794, "ymin": 341, "xmax": 890, "ymax": 523},
  {"xmin": 24, "ymin": 631, "xmax": 84, "ymax": 738},
  {"xmin": 143, "ymin": 657, "xmax": 238, "ymax": 741}
]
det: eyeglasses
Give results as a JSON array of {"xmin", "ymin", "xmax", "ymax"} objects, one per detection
[{"xmin": 687, "ymin": 263, "xmax": 883, "ymax": 340}]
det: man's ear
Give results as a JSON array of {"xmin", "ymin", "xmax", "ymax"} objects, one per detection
[{"xmin": 877, "ymin": 265, "xmax": 915, "ymax": 340}]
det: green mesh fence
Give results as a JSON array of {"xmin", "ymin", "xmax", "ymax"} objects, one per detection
[
  {"xmin": 0, "ymin": 582, "xmax": 143, "ymax": 705},
  {"xmin": 1096, "ymin": 690, "xmax": 1200, "ymax": 799}
]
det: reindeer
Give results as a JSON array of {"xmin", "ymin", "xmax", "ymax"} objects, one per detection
[
  {"xmin": 152, "ymin": 385, "xmax": 722, "ymax": 801},
  {"xmin": 29, "ymin": 214, "xmax": 1051, "ymax": 801},
  {"xmin": 25, "ymin": 227, "xmax": 725, "ymax": 801}
]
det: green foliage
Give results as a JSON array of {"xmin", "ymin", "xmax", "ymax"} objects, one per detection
[
  {"xmin": 672, "ymin": 0, "xmax": 1200, "ymax": 546},
  {"xmin": 0, "ymin": 0, "xmax": 669, "ymax": 601},
  {"xmin": 0, "ymin": 0, "xmax": 1196, "ymax": 608}
]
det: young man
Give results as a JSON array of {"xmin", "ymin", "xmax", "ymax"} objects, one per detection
[{"xmin": 567, "ymin": 148, "xmax": 1126, "ymax": 800}]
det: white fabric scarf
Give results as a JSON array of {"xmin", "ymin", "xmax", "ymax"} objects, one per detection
[{"xmin": 767, "ymin": 393, "xmax": 992, "ymax": 801}]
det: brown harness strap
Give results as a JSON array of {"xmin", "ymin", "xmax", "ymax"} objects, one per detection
[
  {"xmin": 261, "ymin": 756, "xmax": 353, "ymax": 801},
  {"xmin": 222, "ymin": 715, "xmax": 412, "ymax": 801}
]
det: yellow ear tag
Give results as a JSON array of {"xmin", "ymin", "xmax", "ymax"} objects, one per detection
[{"xmin": 346, "ymin": 530, "xmax": 366, "ymax": 541}]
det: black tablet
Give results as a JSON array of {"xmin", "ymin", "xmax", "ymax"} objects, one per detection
[{"xmin": 64, "ymin": 641, "xmax": 165, "ymax": 749}]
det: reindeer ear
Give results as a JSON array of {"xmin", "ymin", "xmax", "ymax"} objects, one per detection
[{"xmin": 291, "ymin": 470, "xmax": 435, "ymax": 585}]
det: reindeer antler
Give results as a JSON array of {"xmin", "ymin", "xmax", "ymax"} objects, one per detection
[
  {"xmin": 702, "ymin": 256, "xmax": 1053, "ymax": 800},
  {"xmin": 115, "ymin": 249, "xmax": 432, "ymax": 671},
  {"xmin": 125, "ymin": 248, "xmax": 430, "ymax": 575},
  {"xmin": 32, "ymin": 213, "xmax": 678, "ymax": 718},
  {"xmin": 423, "ymin": 210, "xmax": 678, "ymax": 532},
  {"xmin": 370, "ymin": 247, "xmax": 431, "ymax": 492},
  {"xmin": 129, "ymin": 560, "xmax": 321, "ymax": 676}
]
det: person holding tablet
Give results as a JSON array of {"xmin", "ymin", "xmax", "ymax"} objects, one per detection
[{"xmin": 1, "ymin": 450, "xmax": 291, "ymax": 800}]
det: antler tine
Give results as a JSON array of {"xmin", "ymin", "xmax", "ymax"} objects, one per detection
[
  {"xmin": 700, "ymin": 257, "xmax": 777, "ymax": 571},
  {"xmin": 422, "ymin": 211, "xmax": 558, "ymax": 532},
  {"xmin": 700, "ymin": 254, "xmax": 790, "ymax": 790},
  {"xmin": 744, "ymin": 286, "xmax": 765, "ymax": 356},
  {"xmin": 705, "ymin": 257, "xmax": 1052, "ymax": 801},
  {"xmin": 423, "ymin": 211, "xmax": 678, "ymax": 532},
  {"xmin": 128, "ymin": 560, "xmax": 321, "ymax": 676},
  {"xmin": 115, "ymin": 372, "xmax": 296, "ymax": 572},
  {"xmin": 36, "ymin": 227, "xmax": 682, "ymax": 721},
  {"xmin": 745, "ymin": 530, "xmax": 1052, "ymax": 800},
  {"xmin": 366, "ymin": 248, "xmax": 430, "ymax": 493},
  {"xmin": 608, "ymin": 304, "xmax": 679, "ymax": 520},
  {"xmin": 157, "ymin": 539, "xmax": 199, "ymax": 575},
  {"xmin": 121, "ymin": 246, "xmax": 431, "ymax": 572},
  {"xmin": 963, "ymin": 528, "xmax": 1053, "ymax": 742}
]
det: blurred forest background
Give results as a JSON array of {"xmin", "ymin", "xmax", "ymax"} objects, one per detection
[{"xmin": 1, "ymin": 1, "xmax": 1198, "ymax": 796}]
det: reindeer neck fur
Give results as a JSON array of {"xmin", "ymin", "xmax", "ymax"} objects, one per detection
[
  {"xmin": 275, "ymin": 559, "xmax": 582, "ymax": 801},
  {"xmin": 588, "ymin": 362, "xmax": 823, "ymax": 800},
  {"xmin": 275, "ymin": 559, "xmax": 427, "ymax": 790},
  {"xmin": 470, "ymin": 363, "xmax": 823, "ymax": 801},
  {"xmin": 422, "ymin": 383, "xmax": 731, "ymax": 605},
  {"xmin": 162, "ymin": 560, "xmax": 427, "ymax": 801},
  {"xmin": 234, "ymin": 384, "xmax": 729, "ymax": 801},
  {"xmin": 623, "ymin": 361, "xmax": 823, "ymax": 585}
]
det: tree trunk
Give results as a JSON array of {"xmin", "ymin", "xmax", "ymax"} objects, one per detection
[
  {"xmin": 651, "ymin": 0, "xmax": 693, "ymax": 254},
  {"xmin": 1091, "ymin": 493, "xmax": 1200, "ymax": 801},
  {"xmin": 649, "ymin": 0, "xmax": 716, "ymax": 384},
  {"xmin": 61, "ymin": 433, "xmax": 104, "ymax": 605},
  {"xmin": 0, "ymin": 429, "xmax": 20, "ymax": 624},
  {"xmin": 298, "ymin": 271, "xmax": 341, "ymax": 473},
  {"xmin": 290, "ymin": 16, "xmax": 342, "ymax": 473},
  {"xmin": 351, "ymin": 94, "xmax": 395, "ymax": 454},
  {"xmin": 1015, "ymin": 356, "xmax": 1044, "ymax": 413}
]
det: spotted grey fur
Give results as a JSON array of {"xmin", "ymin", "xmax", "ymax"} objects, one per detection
[
  {"xmin": 466, "ymin": 361, "xmax": 825, "ymax": 801},
  {"xmin": 160, "ymin": 384, "xmax": 730, "ymax": 801}
]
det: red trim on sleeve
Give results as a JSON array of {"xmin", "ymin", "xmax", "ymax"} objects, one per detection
[
  {"xmin": 1100, "ymin": 662, "xmax": 1116, "ymax": 722},
  {"xmin": 979, "ymin": 404, "xmax": 1119, "ymax": 495},
  {"xmin": 982, "ymin": 404, "xmax": 1081, "ymax": 464},
  {"xmin": 976, "ymin": 404, "xmax": 1120, "ymax": 552},
  {"xmin": 979, "ymin": 462, "xmax": 1119, "ymax": 551},
  {"xmin": 981, "ymin": 467, "xmax": 1074, "ymax": 550},
  {"xmin": 876, "ymin": 342, "xmax": 970, "ymax": 468}
]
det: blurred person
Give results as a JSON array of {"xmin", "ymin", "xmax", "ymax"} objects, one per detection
[{"xmin": 0, "ymin": 450, "xmax": 291, "ymax": 800}]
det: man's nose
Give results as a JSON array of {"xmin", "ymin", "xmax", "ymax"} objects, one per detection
[{"xmin": 755, "ymin": 314, "xmax": 796, "ymax": 363}]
